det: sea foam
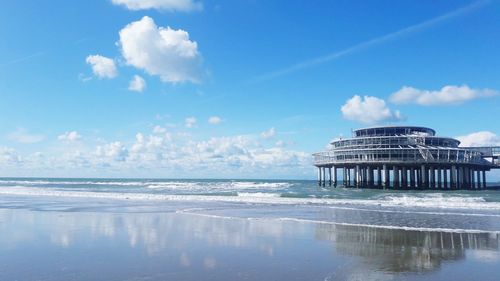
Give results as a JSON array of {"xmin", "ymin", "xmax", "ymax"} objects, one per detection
[{"xmin": 1, "ymin": 185, "xmax": 500, "ymax": 211}]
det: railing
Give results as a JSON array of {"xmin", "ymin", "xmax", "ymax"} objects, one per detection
[
  {"xmin": 313, "ymin": 147, "xmax": 491, "ymax": 166},
  {"xmin": 332, "ymin": 136, "xmax": 460, "ymax": 149},
  {"xmin": 463, "ymin": 146, "xmax": 500, "ymax": 157}
]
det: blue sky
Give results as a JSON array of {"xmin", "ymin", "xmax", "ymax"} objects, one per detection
[{"xmin": 0, "ymin": 0, "xmax": 499, "ymax": 179}]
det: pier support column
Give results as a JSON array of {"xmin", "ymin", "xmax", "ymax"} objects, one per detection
[
  {"xmin": 451, "ymin": 166, "xmax": 456, "ymax": 189},
  {"xmin": 346, "ymin": 167, "xmax": 351, "ymax": 187},
  {"xmin": 410, "ymin": 167, "xmax": 415, "ymax": 188},
  {"xmin": 393, "ymin": 166, "xmax": 399, "ymax": 189},
  {"xmin": 462, "ymin": 167, "xmax": 466, "ymax": 189},
  {"xmin": 467, "ymin": 167, "xmax": 472, "ymax": 189},
  {"xmin": 342, "ymin": 167, "xmax": 346, "ymax": 186},
  {"xmin": 317, "ymin": 167, "xmax": 321, "ymax": 186},
  {"xmin": 367, "ymin": 166, "xmax": 373, "ymax": 187},
  {"xmin": 377, "ymin": 166, "xmax": 382, "ymax": 188},
  {"xmin": 458, "ymin": 167, "xmax": 462, "ymax": 189},
  {"xmin": 416, "ymin": 168, "xmax": 422, "ymax": 188},
  {"xmin": 469, "ymin": 167, "xmax": 473, "ymax": 189},
  {"xmin": 421, "ymin": 165, "xmax": 427, "ymax": 189},
  {"xmin": 476, "ymin": 170, "xmax": 481, "ymax": 189},
  {"xmin": 363, "ymin": 167, "xmax": 370, "ymax": 187},
  {"xmin": 333, "ymin": 166, "xmax": 337, "ymax": 187},
  {"xmin": 458, "ymin": 166, "xmax": 462, "ymax": 189},
  {"xmin": 383, "ymin": 164, "xmax": 389, "ymax": 189},
  {"xmin": 402, "ymin": 167, "xmax": 407, "ymax": 189},
  {"xmin": 328, "ymin": 167, "xmax": 332, "ymax": 187},
  {"xmin": 464, "ymin": 167, "xmax": 469, "ymax": 189},
  {"xmin": 469, "ymin": 168, "xmax": 474, "ymax": 189},
  {"xmin": 355, "ymin": 165, "xmax": 360, "ymax": 187},
  {"xmin": 464, "ymin": 167, "xmax": 468, "ymax": 189},
  {"xmin": 443, "ymin": 168, "xmax": 448, "ymax": 189},
  {"xmin": 458, "ymin": 166, "xmax": 463, "ymax": 189},
  {"xmin": 482, "ymin": 170, "xmax": 487, "ymax": 189},
  {"xmin": 347, "ymin": 168, "xmax": 351, "ymax": 187},
  {"xmin": 430, "ymin": 167, "xmax": 435, "ymax": 189},
  {"xmin": 437, "ymin": 168, "xmax": 442, "ymax": 189},
  {"xmin": 361, "ymin": 167, "xmax": 366, "ymax": 187},
  {"xmin": 471, "ymin": 168, "xmax": 475, "ymax": 189},
  {"xmin": 322, "ymin": 167, "xmax": 326, "ymax": 187}
]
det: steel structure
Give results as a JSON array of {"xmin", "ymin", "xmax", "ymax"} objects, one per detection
[{"xmin": 313, "ymin": 126, "xmax": 500, "ymax": 189}]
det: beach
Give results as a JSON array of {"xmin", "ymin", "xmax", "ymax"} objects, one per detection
[{"xmin": 0, "ymin": 178, "xmax": 499, "ymax": 280}]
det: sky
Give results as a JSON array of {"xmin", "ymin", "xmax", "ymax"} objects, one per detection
[{"xmin": 0, "ymin": 0, "xmax": 499, "ymax": 179}]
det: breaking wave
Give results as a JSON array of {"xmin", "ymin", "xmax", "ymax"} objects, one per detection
[{"xmin": 1, "ymin": 185, "xmax": 500, "ymax": 211}]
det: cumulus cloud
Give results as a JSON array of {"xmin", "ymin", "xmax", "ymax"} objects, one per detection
[
  {"xmin": 341, "ymin": 95, "xmax": 403, "ymax": 124},
  {"xmin": 128, "ymin": 75, "xmax": 146, "ymax": 92},
  {"xmin": 0, "ymin": 128, "xmax": 313, "ymax": 178},
  {"xmin": 208, "ymin": 116, "xmax": 222, "ymax": 125},
  {"xmin": 389, "ymin": 85, "xmax": 498, "ymax": 106},
  {"xmin": 261, "ymin": 127, "xmax": 276, "ymax": 139},
  {"xmin": 111, "ymin": 0, "xmax": 202, "ymax": 12},
  {"xmin": 456, "ymin": 131, "xmax": 500, "ymax": 147},
  {"xmin": 85, "ymin": 55, "xmax": 118, "ymax": 79},
  {"xmin": 95, "ymin": 142, "xmax": 128, "ymax": 162},
  {"xmin": 129, "ymin": 133, "xmax": 173, "ymax": 162},
  {"xmin": 178, "ymin": 135, "xmax": 309, "ymax": 172},
  {"xmin": 118, "ymin": 16, "xmax": 202, "ymax": 83},
  {"xmin": 185, "ymin": 117, "xmax": 197, "ymax": 128},
  {"xmin": 0, "ymin": 147, "xmax": 21, "ymax": 165},
  {"xmin": 58, "ymin": 131, "xmax": 82, "ymax": 142},
  {"xmin": 7, "ymin": 128, "xmax": 45, "ymax": 144}
]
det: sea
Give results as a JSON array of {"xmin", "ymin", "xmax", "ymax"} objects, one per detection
[{"xmin": 1, "ymin": 178, "xmax": 500, "ymax": 280}]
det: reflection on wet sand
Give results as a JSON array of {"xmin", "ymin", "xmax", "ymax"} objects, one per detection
[
  {"xmin": 1, "ymin": 206, "xmax": 500, "ymax": 280},
  {"xmin": 0, "ymin": 209, "xmax": 303, "ymax": 256},
  {"xmin": 316, "ymin": 223, "xmax": 500, "ymax": 273}
]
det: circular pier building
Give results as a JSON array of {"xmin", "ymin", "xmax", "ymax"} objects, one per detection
[{"xmin": 313, "ymin": 126, "xmax": 500, "ymax": 189}]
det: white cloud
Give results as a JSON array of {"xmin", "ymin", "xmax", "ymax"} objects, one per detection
[
  {"xmin": 153, "ymin": 125, "xmax": 167, "ymax": 134},
  {"xmin": 275, "ymin": 140, "xmax": 285, "ymax": 147},
  {"xmin": 208, "ymin": 116, "xmax": 222, "ymax": 125},
  {"xmin": 95, "ymin": 142, "xmax": 128, "ymax": 162},
  {"xmin": 341, "ymin": 95, "xmax": 403, "ymax": 124},
  {"xmin": 111, "ymin": 0, "xmax": 202, "ymax": 12},
  {"xmin": 78, "ymin": 73, "xmax": 93, "ymax": 82},
  {"xmin": 128, "ymin": 75, "xmax": 146, "ymax": 92},
  {"xmin": 0, "ymin": 147, "xmax": 21, "ymax": 165},
  {"xmin": 85, "ymin": 55, "xmax": 118, "ymax": 79},
  {"xmin": 7, "ymin": 128, "xmax": 45, "ymax": 144},
  {"xmin": 0, "ymin": 123, "xmax": 316, "ymax": 178},
  {"xmin": 58, "ymin": 131, "xmax": 82, "ymax": 142},
  {"xmin": 118, "ymin": 16, "xmax": 202, "ymax": 83},
  {"xmin": 456, "ymin": 131, "xmax": 500, "ymax": 147},
  {"xmin": 261, "ymin": 127, "xmax": 276, "ymax": 139},
  {"xmin": 129, "ymin": 133, "xmax": 172, "ymax": 162},
  {"xmin": 389, "ymin": 85, "xmax": 498, "ymax": 106},
  {"xmin": 185, "ymin": 117, "xmax": 197, "ymax": 128}
]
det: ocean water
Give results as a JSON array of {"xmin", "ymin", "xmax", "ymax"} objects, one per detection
[
  {"xmin": 1, "ymin": 178, "xmax": 500, "ymax": 280},
  {"xmin": 2, "ymin": 178, "xmax": 500, "ymax": 232}
]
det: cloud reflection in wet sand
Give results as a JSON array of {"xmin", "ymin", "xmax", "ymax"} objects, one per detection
[{"xmin": 0, "ymin": 208, "xmax": 499, "ymax": 280}]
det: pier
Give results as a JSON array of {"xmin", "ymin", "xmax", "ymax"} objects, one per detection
[{"xmin": 313, "ymin": 126, "xmax": 500, "ymax": 189}]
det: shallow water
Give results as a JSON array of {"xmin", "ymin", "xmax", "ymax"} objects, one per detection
[{"xmin": 0, "ymin": 178, "xmax": 499, "ymax": 280}]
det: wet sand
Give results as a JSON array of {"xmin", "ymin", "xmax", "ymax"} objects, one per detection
[{"xmin": 0, "ymin": 197, "xmax": 499, "ymax": 281}]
